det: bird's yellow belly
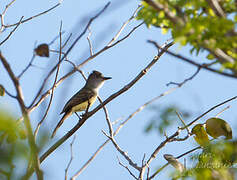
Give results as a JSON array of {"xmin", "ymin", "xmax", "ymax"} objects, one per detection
[{"xmin": 71, "ymin": 96, "xmax": 97, "ymax": 112}]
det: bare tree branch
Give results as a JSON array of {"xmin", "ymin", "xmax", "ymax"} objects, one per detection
[
  {"xmin": 107, "ymin": 4, "xmax": 142, "ymax": 46},
  {"xmin": 3, "ymin": 86, "xmax": 16, "ymax": 98},
  {"xmin": 65, "ymin": 135, "xmax": 76, "ymax": 180},
  {"xmin": 206, "ymin": 0, "xmax": 225, "ymax": 17},
  {"xmin": 76, "ymin": 41, "xmax": 175, "ymax": 178},
  {"xmin": 29, "ymin": 20, "xmax": 143, "ymax": 116},
  {"xmin": 148, "ymin": 40, "xmax": 237, "ymax": 79},
  {"xmin": 18, "ymin": 54, "xmax": 36, "ymax": 78},
  {"xmin": 143, "ymin": 0, "xmax": 184, "ymax": 25},
  {"xmin": 184, "ymin": 95, "xmax": 237, "ymax": 128},
  {"xmin": 0, "ymin": 0, "xmax": 17, "ymax": 32},
  {"xmin": 215, "ymin": 105, "xmax": 230, "ymax": 118},
  {"xmin": 34, "ymin": 22, "xmax": 63, "ymax": 138},
  {"xmin": 117, "ymin": 156, "xmax": 138, "ymax": 180},
  {"xmin": 71, "ymin": 87, "xmax": 177, "ymax": 178},
  {"xmin": 17, "ymin": 8, "xmax": 157, "ymax": 179},
  {"xmin": 5, "ymin": 2, "xmax": 61, "ymax": 28},
  {"xmin": 102, "ymin": 130, "xmax": 141, "ymax": 171},
  {"xmin": 0, "ymin": 52, "xmax": 43, "ymax": 180},
  {"xmin": 48, "ymin": 31, "xmax": 65, "ymax": 46},
  {"xmin": 175, "ymin": 111, "xmax": 190, "ymax": 135},
  {"xmin": 167, "ymin": 67, "xmax": 201, "ymax": 87},
  {"xmin": 29, "ymin": 4, "xmax": 141, "ymax": 114},
  {"xmin": 29, "ymin": 2, "xmax": 111, "ymax": 109},
  {"xmin": 0, "ymin": 16, "xmax": 24, "ymax": 46},
  {"xmin": 86, "ymin": 27, "xmax": 93, "ymax": 55},
  {"xmin": 38, "ymin": 40, "xmax": 174, "ymax": 167}
]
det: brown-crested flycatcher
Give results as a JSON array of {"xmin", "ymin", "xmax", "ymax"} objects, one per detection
[{"xmin": 51, "ymin": 70, "xmax": 111, "ymax": 138}]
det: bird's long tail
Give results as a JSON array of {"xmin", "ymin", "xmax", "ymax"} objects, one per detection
[{"xmin": 51, "ymin": 112, "xmax": 72, "ymax": 138}]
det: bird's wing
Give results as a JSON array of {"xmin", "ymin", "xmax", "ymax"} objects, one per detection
[{"xmin": 60, "ymin": 88, "xmax": 95, "ymax": 114}]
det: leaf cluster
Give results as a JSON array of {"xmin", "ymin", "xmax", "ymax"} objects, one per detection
[{"xmin": 137, "ymin": 0, "xmax": 237, "ymax": 71}]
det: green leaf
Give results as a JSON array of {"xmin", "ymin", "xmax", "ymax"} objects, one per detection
[
  {"xmin": 206, "ymin": 54, "xmax": 215, "ymax": 60},
  {"xmin": 174, "ymin": 36, "xmax": 187, "ymax": 46},
  {"xmin": 161, "ymin": 28, "xmax": 168, "ymax": 34},
  {"xmin": 191, "ymin": 124, "xmax": 209, "ymax": 146},
  {"xmin": 0, "ymin": 110, "xmax": 27, "ymax": 144},
  {"xmin": 0, "ymin": 85, "xmax": 5, "ymax": 96},
  {"xmin": 205, "ymin": 118, "xmax": 232, "ymax": 139}
]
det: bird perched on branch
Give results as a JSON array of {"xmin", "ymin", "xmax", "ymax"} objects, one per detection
[{"xmin": 51, "ymin": 70, "xmax": 111, "ymax": 138}]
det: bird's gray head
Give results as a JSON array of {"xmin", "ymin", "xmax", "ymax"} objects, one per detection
[{"xmin": 86, "ymin": 70, "xmax": 111, "ymax": 91}]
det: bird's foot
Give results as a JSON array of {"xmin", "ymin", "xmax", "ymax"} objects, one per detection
[
  {"xmin": 81, "ymin": 111, "xmax": 91, "ymax": 119},
  {"xmin": 75, "ymin": 112, "xmax": 82, "ymax": 120}
]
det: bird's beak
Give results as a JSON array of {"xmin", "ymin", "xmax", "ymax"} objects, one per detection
[{"xmin": 103, "ymin": 76, "xmax": 112, "ymax": 80}]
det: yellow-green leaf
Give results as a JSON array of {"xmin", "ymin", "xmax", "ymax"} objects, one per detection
[
  {"xmin": 161, "ymin": 28, "xmax": 168, "ymax": 34},
  {"xmin": 158, "ymin": 11, "xmax": 165, "ymax": 18},
  {"xmin": 19, "ymin": 129, "xmax": 27, "ymax": 140},
  {"xmin": 206, "ymin": 54, "xmax": 215, "ymax": 60},
  {"xmin": 0, "ymin": 85, "xmax": 5, "ymax": 96},
  {"xmin": 34, "ymin": 43, "xmax": 49, "ymax": 57},
  {"xmin": 191, "ymin": 124, "xmax": 209, "ymax": 146},
  {"xmin": 205, "ymin": 118, "xmax": 232, "ymax": 139}
]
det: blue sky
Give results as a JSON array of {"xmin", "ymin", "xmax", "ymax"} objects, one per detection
[{"xmin": 0, "ymin": 0, "xmax": 237, "ymax": 179}]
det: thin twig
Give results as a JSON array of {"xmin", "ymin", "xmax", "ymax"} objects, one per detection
[
  {"xmin": 167, "ymin": 67, "xmax": 201, "ymax": 87},
  {"xmin": 34, "ymin": 22, "xmax": 63, "ymax": 138},
  {"xmin": 215, "ymin": 105, "xmax": 230, "ymax": 118},
  {"xmin": 146, "ymin": 166, "xmax": 150, "ymax": 180},
  {"xmin": 184, "ymin": 96, "xmax": 237, "ymax": 128},
  {"xmin": 107, "ymin": 4, "xmax": 142, "ymax": 46},
  {"xmin": 175, "ymin": 111, "xmax": 190, "ymax": 134},
  {"xmin": 48, "ymin": 31, "xmax": 65, "ymax": 46},
  {"xmin": 0, "ymin": 16, "xmax": 24, "ymax": 46},
  {"xmin": 138, "ymin": 154, "xmax": 147, "ymax": 179},
  {"xmin": 18, "ymin": 54, "xmax": 36, "ymax": 78},
  {"xmin": 98, "ymin": 97, "xmax": 113, "ymax": 136},
  {"xmin": 71, "ymin": 139, "xmax": 109, "ymax": 179},
  {"xmin": 5, "ymin": 3, "xmax": 61, "ymax": 28},
  {"xmin": 146, "ymin": 130, "xmax": 180, "ymax": 170},
  {"xmin": 4, "ymin": 87, "xmax": 16, "ymax": 98},
  {"xmin": 148, "ymin": 40, "xmax": 237, "ymax": 79},
  {"xmin": 117, "ymin": 156, "xmax": 138, "ymax": 180},
  {"xmin": 0, "ymin": 0, "xmax": 17, "ymax": 32},
  {"xmin": 87, "ymin": 27, "xmax": 93, "ymax": 55},
  {"xmin": 65, "ymin": 135, "xmax": 76, "ymax": 180},
  {"xmin": 102, "ymin": 130, "xmax": 141, "ymax": 171},
  {"xmin": 62, "ymin": 33, "xmax": 72, "ymax": 49}
]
